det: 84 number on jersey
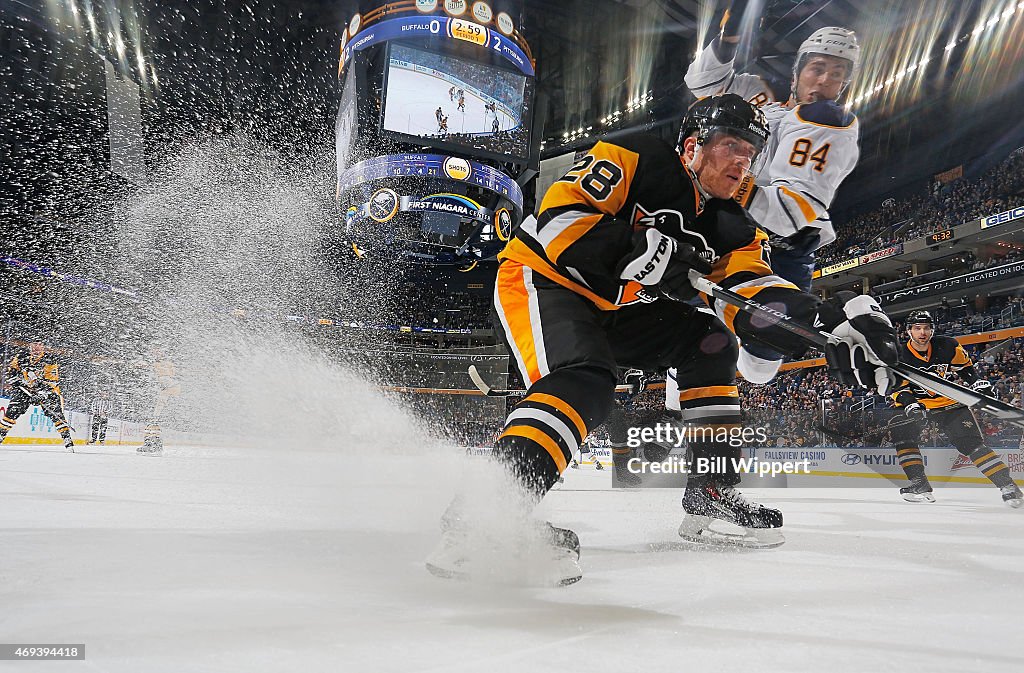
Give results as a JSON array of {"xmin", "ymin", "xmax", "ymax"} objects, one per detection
[
  {"xmin": 558, "ymin": 155, "xmax": 623, "ymax": 201},
  {"xmin": 788, "ymin": 138, "xmax": 831, "ymax": 172}
]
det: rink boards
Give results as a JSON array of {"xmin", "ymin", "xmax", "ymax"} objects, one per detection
[{"xmin": 0, "ymin": 395, "xmax": 144, "ymax": 446}]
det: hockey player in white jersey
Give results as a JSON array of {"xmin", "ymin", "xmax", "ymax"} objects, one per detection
[{"xmin": 683, "ymin": 2, "xmax": 861, "ymax": 384}]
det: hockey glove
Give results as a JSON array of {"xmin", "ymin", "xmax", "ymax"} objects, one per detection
[
  {"xmin": 903, "ymin": 402, "xmax": 927, "ymax": 421},
  {"xmin": 617, "ymin": 228, "xmax": 679, "ymax": 286},
  {"xmin": 616, "ymin": 229, "xmax": 710, "ymax": 302},
  {"xmin": 622, "ymin": 369, "xmax": 649, "ymax": 395},
  {"xmin": 720, "ymin": 0, "xmax": 754, "ymax": 40},
  {"xmin": 971, "ymin": 379, "xmax": 992, "ymax": 394},
  {"xmin": 660, "ymin": 242, "xmax": 713, "ymax": 303},
  {"xmin": 818, "ymin": 292, "xmax": 899, "ymax": 396}
]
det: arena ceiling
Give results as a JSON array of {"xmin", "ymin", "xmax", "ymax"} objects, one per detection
[{"xmin": 6, "ymin": 0, "xmax": 1024, "ymax": 215}]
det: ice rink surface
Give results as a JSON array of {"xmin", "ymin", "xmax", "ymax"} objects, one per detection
[
  {"xmin": 384, "ymin": 67, "xmax": 517, "ymax": 137},
  {"xmin": 2, "ymin": 443, "xmax": 1023, "ymax": 673}
]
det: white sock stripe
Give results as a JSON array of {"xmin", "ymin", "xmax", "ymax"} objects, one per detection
[
  {"xmin": 665, "ymin": 367, "xmax": 680, "ymax": 411},
  {"xmin": 506, "ymin": 407, "xmax": 580, "ymax": 453},
  {"xmin": 680, "ymin": 405, "xmax": 742, "ymax": 420},
  {"xmin": 522, "ymin": 267, "xmax": 550, "ymax": 377}
]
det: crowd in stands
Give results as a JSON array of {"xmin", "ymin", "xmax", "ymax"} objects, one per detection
[
  {"xmin": 820, "ymin": 150, "xmax": 1024, "ymax": 266},
  {"xmin": 392, "ymin": 285, "xmax": 493, "ymax": 330}
]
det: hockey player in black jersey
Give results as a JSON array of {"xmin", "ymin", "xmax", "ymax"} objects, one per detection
[
  {"xmin": 426, "ymin": 94, "xmax": 900, "ymax": 584},
  {"xmin": 0, "ymin": 341, "xmax": 76, "ymax": 452},
  {"xmin": 889, "ymin": 310, "xmax": 1023, "ymax": 507}
]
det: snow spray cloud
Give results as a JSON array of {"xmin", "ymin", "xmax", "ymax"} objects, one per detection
[{"xmin": 108, "ymin": 132, "xmax": 432, "ymax": 450}]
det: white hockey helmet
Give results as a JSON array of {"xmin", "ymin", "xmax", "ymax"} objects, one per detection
[{"xmin": 793, "ymin": 27, "xmax": 860, "ymax": 95}]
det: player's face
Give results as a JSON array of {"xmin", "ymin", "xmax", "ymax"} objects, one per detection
[
  {"xmin": 795, "ymin": 55, "xmax": 851, "ymax": 103},
  {"xmin": 29, "ymin": 342, "xmax": 44, "ymax": 357},
  {"xmin": 684, "ymin": 132, "xmax": 757, "ymax": 199},
  {"xmin": 908, "ymin": 323, "xmax": 934, "ymax": 347}
]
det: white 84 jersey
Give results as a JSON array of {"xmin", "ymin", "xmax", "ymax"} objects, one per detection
[{"xmin": 685, "ymin": 41, "xmax": 860, "ymax": 249}]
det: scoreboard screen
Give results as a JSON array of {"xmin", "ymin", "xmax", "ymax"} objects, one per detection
[{"xmin": 382, "ymin": 43, "xmax": 531, "ymax": 159}]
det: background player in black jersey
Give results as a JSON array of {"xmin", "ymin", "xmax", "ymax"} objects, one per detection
[
  {"xmin": 889, "ymin": 310, "xmax": 1023, "ymax": 507},
  {"xmin": 426, "ymin": 94, "xmax": 900, "ymax": 584},
  {"xmin": 0, "ymin": 340, "xmax": 76, "ymax": 452}
]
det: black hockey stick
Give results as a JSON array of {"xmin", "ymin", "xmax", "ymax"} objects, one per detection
[
  {"xmin": 688, "ymin": 272, "xmax": 1024, "ymax": 430},
  {"xmin": 468, "ymin": 365, "xmax": 662, "ymax": 398},
  {"xmin": 15, "ymin": 384, "xmax": 77, "ymax": 432}
]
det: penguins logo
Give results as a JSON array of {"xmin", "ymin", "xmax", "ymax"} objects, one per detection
[
  {"xmin": 631, "ymin": 204, "xmax": 719, "ymax": 266},
  {"xmin": 368, "ymin": 188, "xmax": 400, "ymax": 223}
]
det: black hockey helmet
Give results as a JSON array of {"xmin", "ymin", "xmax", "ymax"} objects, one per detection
[
  {"xmin": 677, "ymin": 93, "xmax": 770, "ymax": 157},
  {"xmin": 905, "ymin": 310, "xmax": 934, "ymax": 328}
]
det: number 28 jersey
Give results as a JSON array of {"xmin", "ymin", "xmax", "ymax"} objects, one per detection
[{"xmin": 498, "ymin": 132, "xmax": 818, "ymax": 356}]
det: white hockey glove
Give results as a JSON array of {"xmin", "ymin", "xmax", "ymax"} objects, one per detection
[
  {"xmin": 903, "ymin": 401, "xmax": 927, "ymax": 421},
  {"xmin": 971, "ymin": 379, "xmax": 992, "ymax": 394},
  {"xmin": 818, "ymin": 292, "xmax": 899, "ymax": 396},
  {"xmin": 622, "ymin": 369, "xmax": 649, "ymax": 395},
  {"xmin": 616, "ymin": 229, "xmax": 711, "ymax": 302},
  {"xmin": 617, "ymin": 228, "xmax": 678, "ymax": 285}
]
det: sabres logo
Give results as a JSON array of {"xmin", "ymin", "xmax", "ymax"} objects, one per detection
[
  {"xmin": 631, "ymin": 204, "xmax": 719, "ymax": 265},
  {"xmin": 368, "ymin": 188, "xmax": 399, "ymax": 223}
]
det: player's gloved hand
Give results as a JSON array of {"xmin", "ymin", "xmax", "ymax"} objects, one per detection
[
  {"xmin": 617, "ymin": 228, "xmax": 679, "ymax": 286},
  {"xmin": 24, "ymin": 371, "xmax": 39, "ymax": 385},
  {"xmin": 818, "ymin": 291, "xmax": 899, "ymax": 395},
  {"xmin": 617, "ymin": 229, "xmax": 711, "ymax": 302},
  {"xmin": 971, "ymin": 379, "xmax": 992, "ymax": 395},
  {"xmin": 622, "ymin": 369, "xmax": 648, "ymax": 395},
  {"xmin": 720, "ymin": 0, "xmax": 754, "ymax": 39},
  {"xmin": 660, "ymin": 242, "xmax": 713, "ymax": 302},
  {"xmin": 903, "ymin": 402, "xmax": 927, "ymax": 421},
  {"xmin": 768, "ymin": 228, "xmax": 821, "ymax": 255}
]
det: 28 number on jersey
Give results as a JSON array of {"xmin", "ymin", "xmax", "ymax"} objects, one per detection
[{"xmin": 558, "ymin": 155, "xmax": 623, "ymax": 201}]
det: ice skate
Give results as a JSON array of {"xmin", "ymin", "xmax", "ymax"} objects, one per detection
[
  {"xmin": 425, "ymin": 503, "xmax": 581, "ymax": 586},
  {"xmin": 678, "ymin": 479, "xmax": 784, "ymax": 549},
  {"xmin": 1000, "ymin": 483, "xmax": 1023, "ymax": 509},
  {"xmin": 900, "ymin": 478, "xmax": 935, "ymax": 503},
  {"xmin": 137, "ymin": 436, "xmax": 163, "ymax": 455},
  {"xmin": 593, "ymin": 458, "xmax": 604, "ymax": 470},
  {"xmin": 611, "ymin": 445, "xmax": 642, "ymax": 487}
]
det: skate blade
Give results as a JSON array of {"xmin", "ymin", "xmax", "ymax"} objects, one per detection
[
  {"xmin": 678, "ymin": 515, "xmax": 785, "ymax": 550},
  {"xmin": 425, "ymin": 560, "xmax": 582, "ymax": 587},
  {"xmin": 901, "ymin": 492, "xmax": 935, "ymax": 503},
  {"xmin": 1004, "ymin": 497, "xmax": 1023, "ymax": 509},
  {"xmin": 424, "ymin": 537, "xmax": 581, "ymax": 587}
]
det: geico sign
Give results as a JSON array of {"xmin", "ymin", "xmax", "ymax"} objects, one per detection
[{"xmin": 982, "ymin": 205, "xmax": 1024, "ymax": 228}]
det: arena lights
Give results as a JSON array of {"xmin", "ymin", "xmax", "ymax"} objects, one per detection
[{"xmin": 852, "ymin": 0, "xmax": 1024, "ymax": 109}]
